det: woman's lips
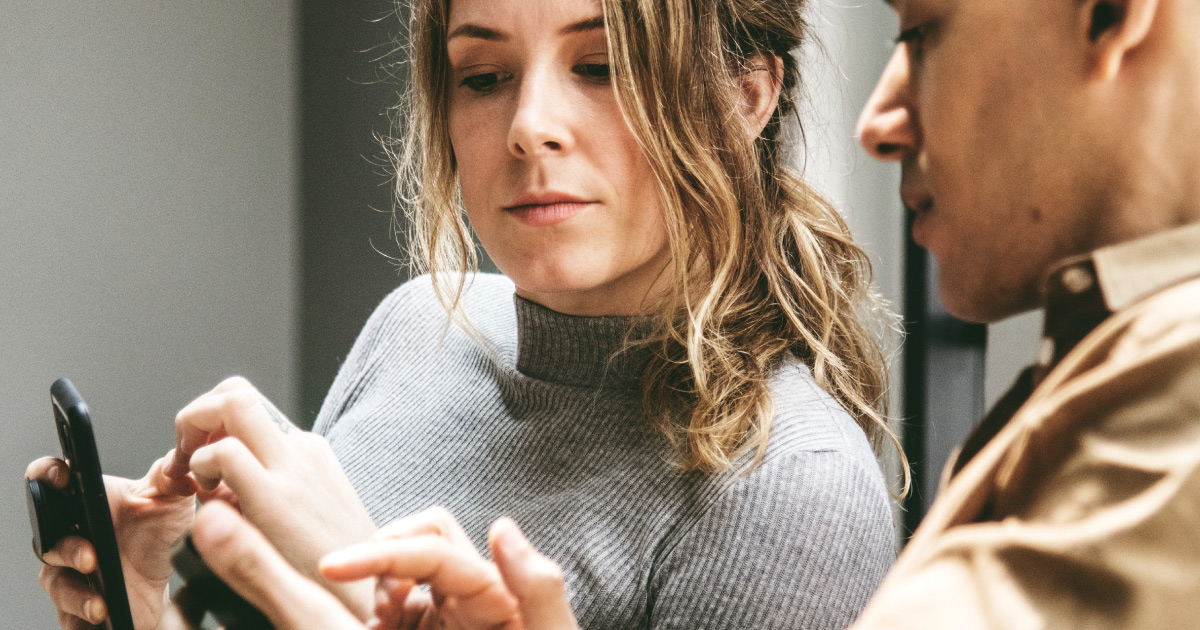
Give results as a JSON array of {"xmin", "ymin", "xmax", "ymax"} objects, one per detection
[{"xmin": 504, "ymin": 201, "xmax": 593, "ymax": 227}]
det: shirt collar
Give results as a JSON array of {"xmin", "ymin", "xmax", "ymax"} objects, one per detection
[{"xmin": 1036, "ymin": 221, "xmax": 1200, "ymax": 378}]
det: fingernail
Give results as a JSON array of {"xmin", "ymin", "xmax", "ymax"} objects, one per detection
[
  {"xmin": 47, "ymin": 465, "xmax": 61, "ymax": 486},
  {"xmin": 87, "ymin": 598, "xmax": 107, "ymax": 624},
  {"xmin": 77, "ymin": 548, "xmax": 96, "ymax": 573},
  {"xmin": 495, "ymin": 519, "xmax": 528, "ymax": 558}
]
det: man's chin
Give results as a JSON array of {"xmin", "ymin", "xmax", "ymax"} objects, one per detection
[{"xmin": 938, "ymin": 278, "xmax": 1040, "ymax": 325}]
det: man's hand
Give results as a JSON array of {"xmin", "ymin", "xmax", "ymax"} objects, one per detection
[
  {"xmin": 27, "ymin": 454, "xmax": 196, "ymax": 630},
  {"xmin": 162, "ymin": 376, "xmax": 378, "ymax": 619}
]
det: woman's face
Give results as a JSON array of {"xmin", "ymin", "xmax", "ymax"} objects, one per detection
[{"xmin": 446, "ymin": 0, "xmax": 670, "ymax": 316}]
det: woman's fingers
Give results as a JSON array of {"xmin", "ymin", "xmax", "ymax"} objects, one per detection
[
  {"xmin": 322, "ymin": 536, "xmax": 495, "ymax": 590},
  {"xmin": 57, "ymin": 608, "xmax": 99, "ymax": 630},
  {"xmin": 321, "ymin": 536, "xmax": 519, "ymax": 628},
  {"xmin": 146, "ymin": 450, "xmax": 198, "ymax": 497},
  {"xmin": 372, "ymin": 577, "xmax": 418, "ymax": 629},
  {"xmin": 489, "ymin": 518, "xmax": 579, "ymax": 630},
  {"xmin": 374, "ymin": 506, "xmax": 474, "ymax": 547},
  {"xmin": 40, "ymin": 536, "xmax": 96, "ymax": 574},
  {"xmin": 188, "ymin": 436, "xmax": 269, "ymax": 495},
  {"xmin": 166, "ymin": 377, "xmax": 292, "ymax": 479},
  {"xmin": 26, "ymin": 457, "xmax": 70, "ymax": 490},
  {"xmin": 39, "ymin": 565, "xmax": 107, "ymax": 626},
  {"xmin": 191, "ymin": 501, "xmax": 363, "ymax": 630}
]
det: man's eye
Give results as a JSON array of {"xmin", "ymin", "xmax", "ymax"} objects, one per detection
[
  {"xmin": 574, "ymin": 63, "xmax": 611, "ymax": 83},
  {"xmin": 460, "ymin": 72, "xmax": 511, "ymax": 93},
  {"xmin": 895, "ymin": 23, "xmax": 930, "ymax": 60}
]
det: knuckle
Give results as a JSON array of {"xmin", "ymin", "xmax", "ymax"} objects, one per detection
[
  {"xmin": 224, "ymin": 388, "xmax": 260, "ymax": 414},
  {"xmin": 38, "ymin": 565, "xmax": 54, "ymax": 592},
  {"xmin": 423, "ymin": 505, "xmax": 456, "ymax": 526},
  {"xmin": 223, "ymin": 543, "xmax": 268, "ymax": 581},
  {"xmin": 222, "ymin": 375, "xmax": 253, "ymax": 390}
]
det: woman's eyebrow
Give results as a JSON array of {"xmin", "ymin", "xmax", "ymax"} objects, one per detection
[
  {"xmin": 448, "ymin": 23, "xmax": 507, "ymax": 42},
  {"xmin": 447, "ymin": 16, "xmax": 605, "ymax": 43},
  {"xmin": 560, "ymin": 16, "xmax": 605, "ymax": 35}
]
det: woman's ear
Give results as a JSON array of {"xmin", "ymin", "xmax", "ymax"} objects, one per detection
[
  {"xmin": 1082, "ymin": 0, "xmax": 1160, "ymax": 81},
  {"xmin": 740, "ymin": 54, "xmax": 784, "ymax": 138}
]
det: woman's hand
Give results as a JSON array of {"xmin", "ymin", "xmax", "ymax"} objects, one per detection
[
  {"xmin": 162, "ymin": 376, "xmax": 378, "ymax": 619},
  {"xmin": 27, "ymin": 454, "xmax": 196, "ymax": 630},
  {"xmin": 193, "ymin": 502, "xmax": 579, "ymax": 630},
  {"xmin": 321, "ymin": 506, "xmax": 523, "ymax": 630}
]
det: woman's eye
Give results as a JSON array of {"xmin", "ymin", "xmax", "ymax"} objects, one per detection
[
  {"xmin": 574, "ymin": 63, "xmax": 611, "ymax": 83},
  {"xmin": 459, "ymin": 71, "xmax": 511, "ymax": 93}
]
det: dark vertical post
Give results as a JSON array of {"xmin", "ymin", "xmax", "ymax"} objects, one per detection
[
  {"xmin": 901, "ymin": 217, "xmax": 988, "ymax": 538},
  {"xmin": 901, "ymin": 216, "xmax": 930, "ymax": 536}
]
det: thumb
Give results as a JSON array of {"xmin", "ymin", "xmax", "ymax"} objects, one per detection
[
  {"xmin": 488, "ymin": 518, "xmax": 579, "ymax": 630},
  {"xmin": 192, "ymin": 501, "xmax": 364, "ymax": 630}
]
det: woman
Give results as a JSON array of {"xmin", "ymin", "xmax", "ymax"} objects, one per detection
[{"xmin": 30, "ymin": 0, "xmax": 904, "ymax": 628}]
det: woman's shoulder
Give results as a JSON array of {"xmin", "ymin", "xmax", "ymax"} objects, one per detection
[{"xmin": 762, "ymin": 357, "xmax": 882, "ymax": 466}]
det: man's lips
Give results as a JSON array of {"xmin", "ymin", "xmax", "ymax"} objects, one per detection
[{"xmin": 901, "ymin": 189, "xmax": 934, "ymax": 216}]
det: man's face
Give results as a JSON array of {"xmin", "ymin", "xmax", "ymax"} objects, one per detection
[{"xmin": 858, "ymin": 0, "xmax": 1102, "ymax": 323}]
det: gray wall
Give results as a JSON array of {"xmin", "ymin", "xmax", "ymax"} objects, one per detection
[{"xmin": 1, "ymin": 3, "xmax": 297, "ymax": 626}]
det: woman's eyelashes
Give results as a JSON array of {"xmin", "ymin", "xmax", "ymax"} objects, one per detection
[
  {"xmin": 456, "ymin": 58, "xmax": 612, "ymax": 94},
  {"xmin": 573, "ymin": 62, "xmax": 611, "ymax": 83},
  {"xmin": 460, "ymin": 69, "xmax": 514, "ymax": 94}
]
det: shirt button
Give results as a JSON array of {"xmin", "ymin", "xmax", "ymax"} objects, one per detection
[
  {"xmin": 1060, "ymin": 266, "xmax": 1095, "ymax": 294},
  {"xmin": 1038, "ymin": 337, "xmax": 1056, "ymax": 366}
]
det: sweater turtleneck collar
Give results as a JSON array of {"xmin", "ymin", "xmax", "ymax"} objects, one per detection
[{"xmin": 513, "ymin": 294, "xmax": 654, "ymax": 391}]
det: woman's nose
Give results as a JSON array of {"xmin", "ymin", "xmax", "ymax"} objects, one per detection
[
  {"xmin": 508, "ymin": 70, "xmax": 575, "ymax": 159},
  {"xmin": 857, "ymin": 47, "xmax": 918, "ymax": 162}
]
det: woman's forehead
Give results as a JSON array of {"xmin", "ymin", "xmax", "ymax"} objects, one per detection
[{"xmin": 447, "ymin": 0, "xmax": 604, "ymax": 33}]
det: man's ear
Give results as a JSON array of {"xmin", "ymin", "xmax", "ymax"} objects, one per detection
[
  {"xmin": 740, "ymin": 54, "xmax": 784, "ymax": 138},
  {"xmin": 1082, "ymin": 0, "xmax": 1161, "ymax": 81}
]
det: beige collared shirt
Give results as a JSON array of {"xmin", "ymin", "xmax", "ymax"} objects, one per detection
[{"xmin": 852, "ymin": 222, "xmax": 1200, "ymax": 629}]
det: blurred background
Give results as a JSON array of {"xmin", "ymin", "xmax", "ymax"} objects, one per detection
[{"xmin": 1, "ymin": 1, "xmax": 1040, "ymax": 625}]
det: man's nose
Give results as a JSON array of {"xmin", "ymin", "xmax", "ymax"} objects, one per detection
[{"xmin": 857, "ymin": 47, "xmax": 918, "ymax": 162}]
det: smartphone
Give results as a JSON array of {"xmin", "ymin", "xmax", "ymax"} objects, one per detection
[{"xmin": 26, "ymin": 378, "xmax": 134, "ymax": 630}]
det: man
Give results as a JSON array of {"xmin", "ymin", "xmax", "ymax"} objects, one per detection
[
  {"xmin": 181, "ymin": 0, "xmax": 1200, "ymax": 627},
  {"xmin": 847, "ymin": 0, "xmax": 1200, "ymax": 626}
]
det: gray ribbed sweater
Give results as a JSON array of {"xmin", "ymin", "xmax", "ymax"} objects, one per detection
[{"xmin": 313, "ymin": 274, "xmax": 895, "ymax": 629}]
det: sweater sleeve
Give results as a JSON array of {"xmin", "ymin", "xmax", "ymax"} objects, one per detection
[{"xmin": 648, "ymin": 450, "xmax": 896, "ymax": 630}]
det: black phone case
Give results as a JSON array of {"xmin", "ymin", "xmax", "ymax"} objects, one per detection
[{"xmin": 48, "ymin": 379, "xmax": 136, "ymax": 630}]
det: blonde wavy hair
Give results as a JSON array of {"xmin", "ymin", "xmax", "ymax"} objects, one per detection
[{"xmin": 390, "ymin": 0, "xmax": 907, "ymax": 488}]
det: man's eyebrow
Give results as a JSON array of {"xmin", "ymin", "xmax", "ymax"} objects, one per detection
[{"xmin": 447, "ymin": 16, "xmax": 605, "ymax": 42}]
